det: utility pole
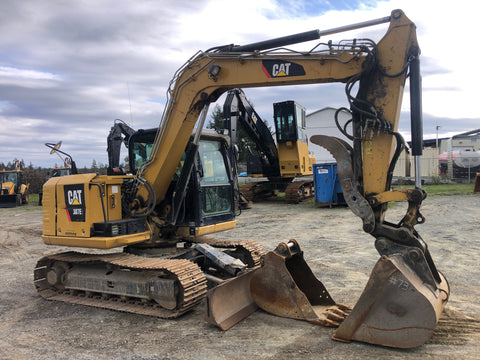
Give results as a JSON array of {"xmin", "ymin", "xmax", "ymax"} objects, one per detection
[{"xmin": 436, "ymin": 125, "xmax": 441, "ymax": 149}]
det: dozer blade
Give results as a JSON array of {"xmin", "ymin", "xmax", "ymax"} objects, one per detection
[
  {"xmin": 250, "ymin": 240, "xmax": 350, "ymax": 327},
  {"xmin": 205, "ymin": 269, "xmax": 259, "ymax": 330},
  {"xmin": 333, "ymin": 254, "xmax": 450, "ymax": 348}
]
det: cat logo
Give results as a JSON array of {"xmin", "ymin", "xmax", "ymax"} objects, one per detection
[
  {"xmin": 64, "ymin": 184, "xmax": 86, "ymax": 222},
  {"xmin": 262, "ymin": 60, "xmax": 306, "ymax": 78},
  {"xmin": 272, "ymin": 63, "xmax": 291, "ymax": 77},
  {"xmin": 67, "ymin": 189, "xmax": 83, "ymax": 205}
]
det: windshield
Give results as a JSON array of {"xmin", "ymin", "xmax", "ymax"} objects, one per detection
[
  {"xmin": 198, "ymin": 140, "xmax": 232, "ymax": 216},
  {"xmin": 133, "ymin": 142, "xmax": 155, "ymax": 171},
  {"xmin": 128, "ymin": 129, "xmax": 157, "ymax": 173},
  {"xmin": 0, "ymin": 172, "xmax": 18, "ymax": 185},
  {"xmin": 198, "ymin": 140, "xmax": 229, "ymax": 185}
]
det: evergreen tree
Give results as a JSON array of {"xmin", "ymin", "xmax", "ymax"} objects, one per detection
[
  {"xmin": 206, "ymin": 105, "xmax": 224, "ymax": 133},
  {"xmin": 206, "ymin": 103, "xmax": 273, "ymax": 164},
  {"xmin": 91, "ymin": 159, "xmax": 98, "ymax": 172}
]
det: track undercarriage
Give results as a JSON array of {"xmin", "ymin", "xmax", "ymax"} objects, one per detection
[
  {"xmin": 34, "ymin": 238, "xmax": 264, "ymax": 318},
  {"xmin": 240, "ymin": 179, "xmax": 314, "ymax": 204}
]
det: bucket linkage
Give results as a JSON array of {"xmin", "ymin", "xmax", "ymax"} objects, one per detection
[{"xmin": 312, "ymin": 134, "xmax": 450, "ymax": 348}]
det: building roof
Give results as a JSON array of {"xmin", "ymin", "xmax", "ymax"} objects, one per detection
[
  {"xmin": 452, "ymin": 128, "xmax": 480, "ymax": 138},
  {"xmin": 306, "ymin": 106, "xmax": 337, "ymax": 117}
]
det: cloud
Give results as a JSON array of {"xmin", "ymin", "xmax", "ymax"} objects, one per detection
[{"xmin": 1, "ymin": 0, "xmax": 478, "ymax": 168}]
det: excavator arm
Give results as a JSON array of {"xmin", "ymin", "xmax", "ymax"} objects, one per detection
[
  {"xmin": 106, "ymin": 119, "xmax": 136, "ymax": 175},
  {"xmin": 184, "ymin": 10, "xmax": 446, "ymax": 348}
]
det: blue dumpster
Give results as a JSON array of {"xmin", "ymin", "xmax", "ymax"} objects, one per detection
[{"xmin": 313, "ymin": 163, "xmax": 346, "ymax": 207}]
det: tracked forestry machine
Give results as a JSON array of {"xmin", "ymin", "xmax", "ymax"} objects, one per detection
[
  {"xmin": 35, "ymin": 9, "xmax": 449, "ymax": 349},
  {"xmin": 223, "ymin": 89, "xmax": 316, "ymax": 203}
]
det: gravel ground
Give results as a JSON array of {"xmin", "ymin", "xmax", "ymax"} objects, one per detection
[{"xmin": 0, "ymin": 194, "xmax": 479, "ymax": 359}]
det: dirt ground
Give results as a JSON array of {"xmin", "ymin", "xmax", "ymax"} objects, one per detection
[{"xmin": 0, "ymin": 194, "xmax": 479, "ymax": 360}]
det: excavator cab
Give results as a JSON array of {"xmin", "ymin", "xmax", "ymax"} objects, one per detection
[
  {"xmin": 273, "ymin": 100, "xmax": 315, "ymax": 178},
  {"xmin": 274, "ymin": 100, "xmax": 306, "ymax": 143},
  {"xmin": 128, "ymin": 129, "xmax": 236, "ymax": 235}
]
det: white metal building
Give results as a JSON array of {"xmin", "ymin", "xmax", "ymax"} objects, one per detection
[
  {"xmin": 305, "ymin": 107, "xmax": 352, "ymax": 164},
  {"xmin": 305, "ymin": 107, "xmax": 447, "ymax": 178}
]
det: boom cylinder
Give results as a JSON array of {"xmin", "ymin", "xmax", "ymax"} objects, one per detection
[
  {"xmin": 409, "ymin": 53, "xmax": 423, "ymax": 189},
  {"xmin": 409, "ymin": 54, "xmax": 423, "ymax": 157},
  {"xmin": 227, "ymin": 15, "xmax": 391, "ymax": 53}
]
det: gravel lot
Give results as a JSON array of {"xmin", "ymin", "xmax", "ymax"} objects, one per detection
[{"xmin": 0, "ymin": 194, "xmax": 479, "ymax": 359}]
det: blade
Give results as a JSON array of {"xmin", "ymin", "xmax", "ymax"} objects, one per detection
[{"xmin": 205, "ymin": 270, "xmax": 259, "ymax": 330}]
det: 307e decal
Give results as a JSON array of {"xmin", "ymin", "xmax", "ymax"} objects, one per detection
[{"xmin": 64, "ymin": 184, "xmax": 86, "ymax": 222}]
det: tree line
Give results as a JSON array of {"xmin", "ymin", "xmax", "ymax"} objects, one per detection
[
  {"xmin": 3, "ymin": 106, "xmax": 271, "ymax": 194},
  {"xmin": 1, "ymin": 159, "xmax": 110, "ymax": 194}
]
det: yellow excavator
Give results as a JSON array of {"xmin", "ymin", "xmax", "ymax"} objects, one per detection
[
  {"xmin": 35, "ymin": 9, "xmax": 449, "ymax": 349},
  {"xmin": 0, "ymin": 161, "xmax": 30, "ymax": 208},
  {"xmin": 223, "ymin": 88, "xmax": 316, "ymax": 203}
]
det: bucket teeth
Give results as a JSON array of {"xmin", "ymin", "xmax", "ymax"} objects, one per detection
[
  {"xmin": 335, "ymin": 303, "xmax": 352, "ymax": 314},
  {"xmin": 308, "ymin": 304, "xmax": 351, "ymax": 327},
  {"xmin": 327, "ymin": 307, "xmax": 351, "ymax": 321}
]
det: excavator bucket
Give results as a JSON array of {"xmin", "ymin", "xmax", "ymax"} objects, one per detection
[
  {"xmin": 250, "ymin": 240, "xmax": 350, "ymax": 326},
  {"xmin": 474, "ymin": 173, "xmax": 480, "ymax": 193},
  {"xmin": 205, "ymin": 239, "xmax": 350, "ymax": 330},
  {"xmin": 333, "ymin": 247, "xmax": 450, "ymax": 348},
  {"xmin": 310, "ymin": 134, "xmax": 450, "ymax": 348}
]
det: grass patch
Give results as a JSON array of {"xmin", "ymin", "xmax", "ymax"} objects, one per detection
[
  {"xmin": 393, "ymin": 183, "xmax": 475, "ymax": 196},
  {"xmin": 28, "ymin": 193, "xmax": 40, "ymax": 204},
  {"xmin": 0, "ymin": 193, "xmax": 41, "ymax": 212}
]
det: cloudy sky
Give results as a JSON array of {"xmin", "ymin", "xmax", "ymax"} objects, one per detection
[{"xmin": 1, "ymin": 0, "xmax": 478, "ymax": 168}]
